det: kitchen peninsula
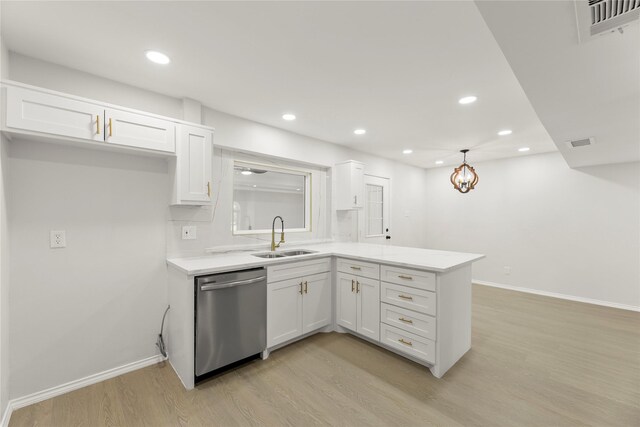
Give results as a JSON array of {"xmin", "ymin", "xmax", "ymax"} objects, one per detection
[{"xmin": 167, "ymin": 242, "xmax": 484, "ymax": 389}]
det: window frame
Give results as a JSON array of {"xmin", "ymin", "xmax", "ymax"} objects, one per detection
[{"xmin": 231, "ymin": 160, "xmax": 312, "ymax": 235}]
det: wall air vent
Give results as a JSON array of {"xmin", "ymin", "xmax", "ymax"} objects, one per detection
[
  {"xmin": 587, "ymin": 0, "xmax": 640, "ymax": 36},
  {"xmin": 565, "ymin": 137, "xmax": 595, "ymax": 148}
]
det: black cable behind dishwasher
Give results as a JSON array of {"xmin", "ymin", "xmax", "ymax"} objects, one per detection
[{"xmin": 156, "ymin": 305, "xmax": 170, "ymax": 358}]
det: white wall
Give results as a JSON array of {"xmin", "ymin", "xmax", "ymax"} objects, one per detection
[
  {"xmin": 7, "ymin": 139, "xmax": 169, "ymax": 398},
  {"xmin": 0, "ymin": 36, "xmax": 10, "ymax": 420},
  {"xmin": 424, "ymin": 152, "xmax": 640, "ymax": 309}
]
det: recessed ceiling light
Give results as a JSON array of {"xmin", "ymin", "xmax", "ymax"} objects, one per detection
[
  {"xmin": 498, "ymin": 129, "xmax": 512, "ymax": 136},
  {"xmin": 458, "ymin": 96, "xmax": 477, "ymax": 105},
  {"xmin": 296, "ymin": 188, "xmax": 301, "ymax": 191},
  {"xmin": 402, "ymin": 149, "xmax": 413, "ymax": 154},
  {"xmin": 145, "ymin": 50, "xmax": 170, "ymax": 65},
  {"xmin": 282, "ymin": 113, "xmax": 296, "ymax": 121},
  {"xmin": 518, "ymin": 147, "xmax": 530, "ymax": 152},
  {"xmin": 252, "ymin": 185, "xmax": 257, "ymax": 188},
  {"xmin": 435, "ymin": 160, "xmax": 444, "ymax": 165},
  {"xmin": 241, "ymin": 170, "xmax": 252, "ymax": 175},
  {"xmin": 354, "ymin": 129, "xmax": 366, "ymax": 135}
]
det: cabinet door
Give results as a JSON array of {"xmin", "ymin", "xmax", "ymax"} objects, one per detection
[
  {"xmin": 302, "ymin": 272, "xmax": 331, "ymax": 334},
  {"xmin": 336, "ymin": 272, "xmax": 357, "ymax": 332},
  {"xmin": 356, "ymin": 276, "xmax": 380, "ymax": 341},
  {"xmin": 177, "ymin": 125, "xmax": 212, "ymax": 204},
  {"xmin": 267, "ymin": 278, "xmax": 303, "ymax": 347},
  {"xmin": 105, "ymin": 108, "xmax": 175, "ymax": 153},
  {"xmin": 351, "ymin": 162, "xmax": 364, "ymax": 208},
  {"xmin": 6, "ymin": 85, "xmax": 104, "ymax": 142}
]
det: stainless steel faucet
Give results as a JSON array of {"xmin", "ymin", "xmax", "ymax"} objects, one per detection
[{"xmin": 271, "ymin": 216, "xmax": 285, "ymax": 251}]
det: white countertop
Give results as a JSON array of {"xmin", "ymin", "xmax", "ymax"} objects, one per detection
[{"xmin": 166, "ymin": 242, "xmax": 485, "ymax": 276}]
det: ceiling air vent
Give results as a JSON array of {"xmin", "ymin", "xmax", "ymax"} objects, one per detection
[
  {"xmin": 587, "ymin": 0, "xmax": 640, "ymax": 36},
  {"xmin": 565, "ymin": 137, "xmax": 595, "ymax": 148}
]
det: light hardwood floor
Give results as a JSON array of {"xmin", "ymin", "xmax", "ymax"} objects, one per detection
[{"xmin": 9, "ymin": 285, "xmax": 640, "ymax": 426}]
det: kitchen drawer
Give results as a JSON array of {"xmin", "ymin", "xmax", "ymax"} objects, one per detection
[
  {"xmin": 380, "ymin": 303, "xmax": 436, "ymax": 341},
  {"xmin": 336, "ymin": 257, "xmax": 379, "ymax": 280},
  {"xmin": 380, "ymin": 264, "xmax": 436, "ymax": 291},
  {"xmin": 380, "ymin": 323, "xmax": 435, "ymax": 364},
  {"xmin": 381, "ymin": 282, "xmax": 436, "ymax": 316},
  {"xmin": 267, "ymin": 257, "xmax": 331, "ymax": 283}
]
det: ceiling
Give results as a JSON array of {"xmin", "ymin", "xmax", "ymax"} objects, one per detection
[
  {"xmin": 476, "ymin": 0, "xmax": 640, "ymax": 168},
  {"xmin": 1, "ymin": 1, "xmax": 626, "ymax": 169}
]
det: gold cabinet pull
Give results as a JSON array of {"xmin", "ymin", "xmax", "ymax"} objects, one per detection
[
  {"xmin": 207, "ymin": 182, "xmax": 211, "ymax": 197},
  {"xmin": 350, "ymin": 266, "xmax": 362, "ymax": 270},
  {"xmin": 351, "ymin": 279, "xmax": 355, "ymax": 293},
  {"xmin": 356, "ymin": 281, "xmax": 360, "ymax": 293},
  {"xmin": 304, "ymin": 281, "xmax": 308, "ymax": 294},
  {"xmin": 399, "ymin": 338, "xmax": 413, "ymax": 347},
  {"xmin": 108, "ymin": 118, "xmax": 113, "ymax": 137},
  {"xmin": 399, "ymin": 317, "xmax": 413, "ymax": 324},
  {"xmin": 96, "ymin": 115, "xmax": 101, "ymax": 135},
  {"xmin": 398, "ymin": 275, "xmax": 413, "ymax": 280},
  {"xmin": 398, "ymin": 294, "xmax": 413, "ymax": 301},
  {"xmin": 299, "ymin": 282, "xmax": 303, "ymax": 295}
]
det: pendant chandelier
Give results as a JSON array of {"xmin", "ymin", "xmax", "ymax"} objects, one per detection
[{"xmin": 450, "ymin": 149, "xmax": 479, "ymax": 194}]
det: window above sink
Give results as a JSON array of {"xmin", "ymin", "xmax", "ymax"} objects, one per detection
[{"xmin": 232, "ymin": 161, "xmax": 312, "ymax": 235}]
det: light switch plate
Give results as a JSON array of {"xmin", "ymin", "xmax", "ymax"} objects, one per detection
[
  {"xmin": 182, "ymin": 226, "xmax": 197, "ymax": 240},
  {"xmin": 50, "ymin": 230, "xmax": 66, "ymax": 248}
]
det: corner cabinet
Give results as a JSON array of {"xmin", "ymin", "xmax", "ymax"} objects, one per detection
[
  {"xmin": 334, "ymin": 160, "xmax": 364, "ymax": 210},
  {"xmin": 335, "ymin": 258, "xmax": 380, "ymax": 341},
  {"xmin": 267, "ymin": 258, "xmax": 332, "ymax": 348},
  {"xmin": 171, "ymin": 124, "xmax": 213, "ymax": 205}
]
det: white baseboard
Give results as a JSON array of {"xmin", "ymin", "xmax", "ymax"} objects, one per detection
[
  {"xmin": 1, "ymin": 354, "xmax": 164, "ymax": 427},
  {"xmin": 474, "ymin": 280, "xmax": 640, "ymax": 312}
]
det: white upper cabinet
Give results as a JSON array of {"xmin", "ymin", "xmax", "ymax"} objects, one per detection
[
  {"xmin": 5, "ymin": 85, "xmax": 104, "ymax": 142},
  {"xmin": 1, "ymin": 82, "xmax": 205, "ymax": 156},
  {"xmin": 104, "ymin": 108, "xmax": 175, "ymax": 153},
  {"xmin": 171, "ymin": 124, "xmax": 213, "ymax": 205},
  {"xmin": 334, "ymin": 160, "xmax": 364, "ymax": 210}
]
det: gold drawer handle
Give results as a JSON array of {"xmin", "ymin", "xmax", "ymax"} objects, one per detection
[
  {"xmin": 399, "ymin": 317, "xmax": 413, "ymax": 324},
  {"xmin": 96, "ymin": 115, "xmax": 101, "ymax": 135},
  {"xmin": 350, "ymin": 266, "xmax": 362, "ymax": 270},
  {"xmin": 356, "ymin": 281, "xmax": 360, "ymax": 293},
  {"xmin": 351, "ymin": 279, "xmax": 355, "ymax": 293},
  {"xmin": 108, "ymin": 118, "xmax": 113, "ymax": 137},
  {"xmin": 397, "ymin": 294, "xmax": 413, "ymax": 301},
  {"xmin": 398, "ymin": 275, "xmax": 413, "ymax": 280},
  {"xmin": 304, "ymin": 281, "xmax": 308, "ymax": 294},
  {"xmin": 207, "ymin": 182, "xmax": 211, "ymax": 197},
  {"xmin": 399, "ymin": 338, "xmax": 413, "ymax": 347},
  {"xmin": 299, "ymin": 282, "xmax": 303, "ymax": 295}
]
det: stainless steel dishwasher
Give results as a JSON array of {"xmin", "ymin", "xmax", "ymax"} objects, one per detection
[{"xmin": 195, "ymin": 267, "xmax": 266, "ymax": 379}]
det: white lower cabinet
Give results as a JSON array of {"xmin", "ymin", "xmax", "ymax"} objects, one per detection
[
  {"xmin": 380, "ymin": 323, "xmax": 436, "ymax": 364},
  {"xmin": 267, "ymin": 269, "xmax": 331, "ymax": 348},
  {"xmin": 336, "ymin": 272, "xmax": 380, "ymax": 341}
]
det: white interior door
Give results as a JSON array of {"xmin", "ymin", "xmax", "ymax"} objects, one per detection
[{"xmin": 359, "ymin": 175, "xmax": 390, "ymax": 244}]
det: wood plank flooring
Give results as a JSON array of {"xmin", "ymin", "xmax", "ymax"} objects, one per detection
[{"xmin": 9, "ymin": 285, "xmax": 640, "ymax": 426}]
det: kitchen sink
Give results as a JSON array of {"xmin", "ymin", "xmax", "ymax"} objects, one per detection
[
  {"xmin": 251, "ymin": 249, "xmax": 317, "ymax": 259},
  {"xmin": 282, "ymin": 249, "xmax": 317, "ymax": 256},
  {"xmin": 252, "ymin": 252, "xmax": 286, "ymax": 259}
]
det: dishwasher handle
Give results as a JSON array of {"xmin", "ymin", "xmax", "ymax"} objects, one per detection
[{"xmin": 199, "ymin": 275, "xmax": 266, "ymax": 291}]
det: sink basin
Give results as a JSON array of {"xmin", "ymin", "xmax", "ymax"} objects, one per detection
[
  {"xmin": 282, "ymin": 249, "xmax": 317, "ymax": 256},
  {"xmin": 252, "ymin": 252, "xmax": 286, "ymax": 259}
]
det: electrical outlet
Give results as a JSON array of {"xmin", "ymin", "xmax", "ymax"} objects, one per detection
[
  {"xmin": 50, "ymin": 230, "xmax": 66, "ymax": 248},
  {"xmin": 504, "ymin": 266, "xmax": 511, "ymax": 275},
  {"xmin": 182, "ymin": 226, "xmax": 197, "ymax": 240}
]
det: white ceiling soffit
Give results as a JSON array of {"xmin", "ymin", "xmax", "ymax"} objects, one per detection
[
  {"xmin": 0, "ymin": 1, "xmax": 557, "ymax": 169},
  {"xmin": 475, "ymin": 0, "xmax": 640, "ymax": 168}
]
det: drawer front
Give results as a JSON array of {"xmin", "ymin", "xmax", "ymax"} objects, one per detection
[
  {"xmin": 380, "ymin": 303, "xmax": 436, "ymax": 341},
  {"xmin": 380, "ymin": 282, "xmax": 436, "ymax": 316},
  {"xmin": 380, "ymin": 323, "xmax": 435, "ymax": 364},
  {"xmin": 267, "ymin": 258, "xmax": 331, "ymax": 283},
  {"xmin": 336, "ymin": 258, "xmax": 379, "ymax": 280},
  {"xmin": 380, "ymin": 264, "xmax": 436, "ymax": 291}
]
